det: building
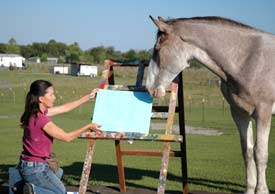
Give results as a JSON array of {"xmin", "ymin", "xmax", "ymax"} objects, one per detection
[
  {"xmin": 27, "ymin": 56, "xmax": 41, "ymax": 63},
  {"xmin": 27, "ymin": 56, "xmax": 58, "ymax": 64},
  {"xmin": 47, "ymin": 57, "xmax": 58, "ymax": 63},
  {"xmin": 71, "ymin": 63, "xmax": 98, "ymax": 77},
  {"xmin": 0, "ymin": 54, "xmax": 25, "ymax": 68}
]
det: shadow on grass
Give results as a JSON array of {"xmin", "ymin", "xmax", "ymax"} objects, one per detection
[
  {"xmin": 62, "ymin": 162, "xmax": 247, "ymax": 193},
  {"xmin": 1, "ymin": 163, "xmax": 274, "ymax": 194},
  {"xmin": 0, "ymin": 164, "xmax": 15, "ymax": 184}
]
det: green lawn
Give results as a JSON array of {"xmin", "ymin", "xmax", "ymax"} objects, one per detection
[{"xmin": 0, "ymin": 66, "xmax": 274, "ymax": 193}]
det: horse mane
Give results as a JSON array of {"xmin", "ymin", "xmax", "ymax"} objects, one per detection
[{"xmin": 166, "ymin": 16, "xmax": 256, "ymax": 31}]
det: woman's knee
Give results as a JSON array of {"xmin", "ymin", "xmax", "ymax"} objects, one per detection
[{"xmin": 55, "ymin": 168, "xmax": 64, "ymax": 180}]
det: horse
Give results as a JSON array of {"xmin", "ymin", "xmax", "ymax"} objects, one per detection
[{"xmin": 146, "ymin": 16, "xmax": 275, "ymax": 194}]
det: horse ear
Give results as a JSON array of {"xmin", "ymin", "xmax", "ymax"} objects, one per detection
[
  {"xmin": 149, "ymin": 15, "xmax": 172, "ymax": 34},
  {"xmin": 158, "ymin": 16, "xmax": 165, "ymax": 22}
]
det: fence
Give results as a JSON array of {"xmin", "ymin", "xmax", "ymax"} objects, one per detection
[
  {"xmin": 0, "ymin": 89, "xmax": 229, "ymax": 125},
  {"xmin": 0, "ymin": 65, "xmax": 230, "ymax": 128}
]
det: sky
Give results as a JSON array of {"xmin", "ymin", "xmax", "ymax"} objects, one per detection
[{"xmin": 1, "ymin": 0, "xmax": 275, "ymax": 52}]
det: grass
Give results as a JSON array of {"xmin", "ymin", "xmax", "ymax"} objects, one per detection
[{"xmin": 0, "ymin": 64, "xmax": 275, "ymax": 193}]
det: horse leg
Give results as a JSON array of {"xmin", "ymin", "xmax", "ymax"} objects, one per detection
[
  {"xmin": 230, "ymin": 108, "xmax": 256, "ymax": 194},
  {"xmin": 254, "ymin": 104, "xmax": 271, "ymax": 194}
]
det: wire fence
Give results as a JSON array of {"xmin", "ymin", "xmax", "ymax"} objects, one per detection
[
  {"xmin": 0, "ymin": 89, "xmax": 230, "ymax": 124},
  {"xmin": 0, "ymin": 65, "xmax": 230, "ymax": 127}
]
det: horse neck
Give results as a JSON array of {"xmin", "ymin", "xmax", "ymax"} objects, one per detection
[{"xmin": 175, "ymin": 21, "xmax": 259, "ymax": 79}]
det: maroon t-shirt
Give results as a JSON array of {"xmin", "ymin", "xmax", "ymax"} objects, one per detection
[{"xmin": 20, "ymin": 109, "xmax": 53, "ymax": 162}]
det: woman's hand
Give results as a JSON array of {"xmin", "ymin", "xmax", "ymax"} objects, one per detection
[
  {"xmin": 86, "ymin": 123, "xmax": 102, "ymax": 134},
  {"xmin": 89, "ymin": 88, "xmax": 100, "ymax": 99}
]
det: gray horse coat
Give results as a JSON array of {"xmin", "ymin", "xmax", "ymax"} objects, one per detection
[{"xmin": 146, "ymin": 16, "xmax": 275, "ymax": 194}]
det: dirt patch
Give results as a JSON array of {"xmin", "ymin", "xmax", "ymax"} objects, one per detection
[
  {"xmin": 150, "ymin": 123, "xmax": 223, "ymax": 136},
  {"xmin": 67, "ymin": 185, "xmax": 231, "ymax": 194},
  {"xmin": 0, "ymin": 115, "xmax": 18, "ymax": 119},
  {"xmin": 0, "ymin": 82, "xmax": 26, "ymax": 89},
  {"xmin": 71, "ymin": 186, "xmax": 233, "ymax": 194},
  {"xmin": 0, "ymin": 183, "xmax": 232, "ymax": 194}
]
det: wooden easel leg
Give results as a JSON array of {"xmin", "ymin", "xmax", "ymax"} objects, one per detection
[
  {"xmin": 181, "ymin": 147, "xmax": 189, "ymax": 194},
  {"xmin": 177, "ymin": 72, "xmax": 189, "ymax": 194},
  {"xmin": 157, "ymin": 142, "xmax": 171, "ymax": 194},
  {"xmin": 78, "ymin": 140, "xmax": 96, "ymax": 194},
  {"xmin": 115, "ymin": 140, "xmax": 126, "ymax": 192}
]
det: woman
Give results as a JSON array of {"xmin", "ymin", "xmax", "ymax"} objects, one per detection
[{"xmin": 18, "ymin": 80, "xmax": 102, "ymax": 194}]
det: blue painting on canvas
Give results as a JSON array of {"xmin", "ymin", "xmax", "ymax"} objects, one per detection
[{"xmin": 92, "ymin": 90, "xmax": 153, "ymax": 134}]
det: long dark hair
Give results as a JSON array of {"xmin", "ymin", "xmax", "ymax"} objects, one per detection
[{"xmin": 20, "ymin": 80, "xmax": 53, "ymax": 129}]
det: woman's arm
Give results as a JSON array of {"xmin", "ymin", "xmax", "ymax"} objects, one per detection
[
  {"xmin": 47, "ymin": 88, "xmax": 99, "ymax": 117},
  {"xmin": 43, "ymin": 121, "xmax": 102, "ymax": 142}
]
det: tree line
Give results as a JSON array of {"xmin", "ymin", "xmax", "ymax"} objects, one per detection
[
  {"xmin": 0, "ymin": 38, "xmax": 204, "ymax": 68},
  {"xmin": 0, "ymin": 38, "xmax": 152, "ymax": 64}
]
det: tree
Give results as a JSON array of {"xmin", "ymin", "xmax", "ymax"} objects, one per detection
[
  {"xmin": 47, "ymin": 39, "xmax": 59, "ymax": 57},
  {"xmin": 6, "ymin": 38, "xmax": 20, "ymax": 54},
  {"xmin": 58, "ymin": 56, "xmax": 66, "ymax": 63},
  {"xmin": 47, "ymin": 39, "xmax": 67, "ymax": 57},
  {"xmin": 0, "ymin": 43, "xmax": 6, "ymax": 53},
  {"xmin": 81, "ymin": 52, "xmax": 94, "ymax": 63},
  {"xmin": 137, "ymin": 50, "xmax": 151, "ymax": 61},
  {"xmin": 32, "ymin": 42, "xmax": 48, "ymax": 57},
  {"xmin": 65, "ymin": 42, "xmax": 83, "ymax": 63},
  {"xmin": 40, "ymin": 53, "xmax": 48, "ymax": 62},
  {"xmin": 124, "ymin": 49, "xmax": 138, "ymax": 61},
  {"xmin": 105, "ymin": 46, "xmax": 123, "ymax": 60},
  {"xmin": 20, "ymin": 45, "xmax": 34, "ymax": 58},
  {"xmin": 88, "ymin": 46, "xmax": 106, "ymax": 64}
]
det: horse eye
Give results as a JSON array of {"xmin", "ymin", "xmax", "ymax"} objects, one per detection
[
  {"xmin": 159, "ymin": 32, "xmax": 169, "ymax": 44},
  {"xmin": 159, "ymin": 36, "xmax": 166, "ymax": 44},
  {"xmin": 155, "ymin": 43, "xmax": 160, "ymax": 50}
]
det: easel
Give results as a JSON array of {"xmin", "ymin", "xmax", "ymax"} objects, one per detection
[{"xmin": 78, "ymin": 59, "xmax": 188, "ymax": 194}]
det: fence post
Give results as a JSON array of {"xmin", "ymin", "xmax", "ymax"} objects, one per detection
[
  {"xmin": 202, "ymin": 98, "xmax": 205, "ymax": 125},
  {"xmin": 13, "ymin": 91, "xmax": 16, "ymax": 104},
  {"xmin": 24, "ymin": 88, "xmax": 27, "ymax": 99},
  {"xmin": 60, "ymin": 95, "xmax": 63, "ymax": 104},
  {"xmin": 188, "ymin": 95, "xmax": 192, "ymax": 114},
  {"xmin": 78, "ymin": 95, "xmax": 82, "ymax": 114},
  {"xmin": 222, "ymin": 97, "xmax": 225, "ymax": 117},
  {"xmin": 9, "ymin": 88, "xmax": 13, "ymax": 104},
  {"xmin": 1, "ymin": 92, "xmax": 4, "ymax": 103}
]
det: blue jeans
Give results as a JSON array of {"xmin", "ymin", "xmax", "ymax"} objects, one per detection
[{"xmin": 18, "ymin": 160, "xmax": 66, "ymax": 194}]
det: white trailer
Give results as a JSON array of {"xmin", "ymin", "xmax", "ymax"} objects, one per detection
[
  {"xmin": 0, "ymin": 54, "xmax": 25, "ymax": 68},
  {"xmin": 78, "ymin": 65, "xmax": 98, "ymax": 77},
  {"xmin": 51, "ymin": 66, "xmax": 69, "ymax": 74}
]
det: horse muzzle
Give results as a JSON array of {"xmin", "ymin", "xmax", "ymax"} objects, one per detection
[{"xmin": 147, "ymin": 85, "xmax": 166, "ymax": 98}]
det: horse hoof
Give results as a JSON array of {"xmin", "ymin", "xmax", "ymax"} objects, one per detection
[
  {"xmin": 244, "ymin": 191, "xmax": 255, "ymax": 194},
  {"xmin": 255, "ymin": 188, "xmax": 269, "ymax": 194},
  {"xmin": 244, "ymin": 188, "xmax": 256, "ymax": 194}
]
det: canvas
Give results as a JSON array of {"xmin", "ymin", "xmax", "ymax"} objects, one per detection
[{"xmin": 92, "ymin": 89, "xmax": 153, "ymax": 134}]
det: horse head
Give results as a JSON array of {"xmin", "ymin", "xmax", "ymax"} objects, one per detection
[{"xmin": 146, "ymin": 16, "xmax": 191, "ymax": 97}]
